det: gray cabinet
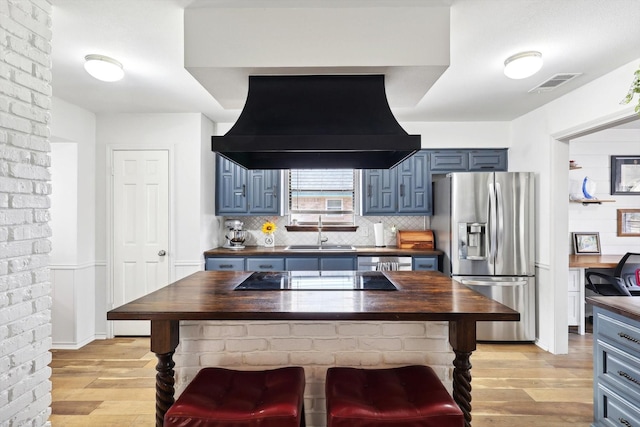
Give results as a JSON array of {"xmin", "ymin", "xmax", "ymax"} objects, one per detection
[
  {"xmin": 285, "ymin": 256, "xmax": 355, "ymax": 271},
  {"xmin": 412, "ymin": 256, "xmax": 439, "ymax": 271},
  {"xmin": 592, "ymin": 306, "xmax": 640, "ymax": 426},
  {"xmin": 215, "ymin": 155, "xmax": 281, "ymax": 216},
  {"xmin": 320, "ymin": 256, "xmax": 356, "ymax": 271},
  {"xmin": 429, "ymin": 149, "xmax": 507, "ymax": 174},
  {"xmin": 246, "ymin": 258, "xmax": 285, "ymax": 271},
  {"xmin": 205, "ymin": 257, "xmax": 245, "ymax": 271},
  {"xmin": 362, "ymin": 151, "xmax": 432, "ymax": 216}
]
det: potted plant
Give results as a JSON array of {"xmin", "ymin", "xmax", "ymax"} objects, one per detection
[{"xmin": 621, "ymin": 66, "xmax": 640, "ymax": 113}]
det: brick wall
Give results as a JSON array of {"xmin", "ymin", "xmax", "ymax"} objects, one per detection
[
  {"xmin": 176, "ymin": 320, "xmax": 453, "ymax": 427},
  {"xmin": 0, "ymin": 1, "xmax": 53, "ymax": 426}
]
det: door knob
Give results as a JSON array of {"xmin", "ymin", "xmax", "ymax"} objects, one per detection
[{"xmin": 158, "ymin": 250, "xmax": 167, "ymax": 256}]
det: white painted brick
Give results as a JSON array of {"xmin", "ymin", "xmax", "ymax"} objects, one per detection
[
  {"xmin": 202, "ymin": 323, "xmax": 246, "ymax": 338},
  {"xmin": 337, "ymin": 322, "xmax": 381, "ymax": 336},
  {"xmin": 292, "ymin": 322, "xmax": 336, "ymax": 336},
  {"xmin": 0, "ymin": 209, "xmax": 32, "ymax": 226},
  {"xmin": 180, "ymin": 339, "xmax": 225, "ymax": 353},
  {"xmin": 358, "ymin": 337, "xmax": 402, "ymax": 351},
  {"xmin": 382, "ymin": 322, "xmax": 426, "ymax": 336},
  {"xmin": 0, "ymin": 111, "xmax": 31, "ymax": 133},
  {"xmin": 290, "ymin": 351, "xmax": 335, "ymax": 365},
  {"xmin": 270, "ymin": 338, "xmax": 313, "ymax": 351},
  {"xmin": 199, "ymin": 352, "xmax": 243, "ymax": 367},
  {"xmin": 243, "ymin": 352, "xmax": 289, "ymax": 366},
  {"xmin": 312, "ymin": 337, "xmax": 357, "ymax": 351},
  {"xmin": 178, "ymin": 323, "xmax": 202, "ymax": 338},
  {"xmin": 10, "ymin": 163, "xmax": 50, "ymax": 180},
  {"xmin": 0, "ymin": 176, "xmax": 33, "ymax": 193},
  {"xmin": 247, "ymin": 323, "xmax": 290, "ymax": 336},
  {"xmin": 335, "ymin": 352, "xmax": 382, "ymax": 366},
  {"xmin": 226, "ymin": 338, "xmax": 268, "ymax": 352},
  {"xmin": 382, "ymin": 352, "xmax": 429, "ymax": 365}
]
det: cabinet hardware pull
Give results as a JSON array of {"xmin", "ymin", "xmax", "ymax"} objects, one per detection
[
  {"xmin": 618, "ymin": 418, "xmax": 632, "ymax": 427},
  {"xmin": 242, "ymin": 184, "xmax": 246, "ymax": 197},
  {"xmin": 618, "ymin": 332, "xmax": 640, "ymax": 344},
  {"xmin": 618, "ymin": 370, "xmax": 640, "ymax": 386},
  {"xmin": 259, "ymin": 265, "xmax": 273, "ymax": 269},
  {"xmin": 400, "ymin": 184, "xmax": 405, "ymax": 197},
  {"xmin": 219, "ymin": 264, "xmax": 233, "ymax": 268},
  {"xmin": 367, "ymin": 184, "xmax": 372, "ymax": 197}
]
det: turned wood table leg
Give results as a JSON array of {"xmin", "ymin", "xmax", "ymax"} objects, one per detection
[
  {"xmin": 150, "ymin": 320, "xmax": 180, "ymax": 427},
  {"xmin": 155, "ymin": 351, "xmax": 176, "ymax": 427},
  {"xmin": 453, "ymin": 350, "xmax": 473, "ymax": 427},
  {"xmin": 449, "ymin": 319, "xmax": 477, "ymax": 427}
]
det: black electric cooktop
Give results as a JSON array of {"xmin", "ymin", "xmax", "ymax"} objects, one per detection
[{"xmin": 234, "ymin": 271, "xmax": 397, "ymax": 291}]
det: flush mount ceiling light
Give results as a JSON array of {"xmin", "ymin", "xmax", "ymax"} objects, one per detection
[
  {"xmin": 503, "ymin": 51, "xmax": 543, "ymax": 79},
  {"xmin": 84, "ymin": 54, "xmax": 124, "ymax": 82}
]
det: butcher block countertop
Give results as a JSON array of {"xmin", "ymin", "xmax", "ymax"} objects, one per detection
[
  {"xmin": 587, "ymin": 296, "xmax": 640, "ymax": 323},
  {"xmin": 204, "ymin": 246, "xmax": 443, "ymax": 256}
]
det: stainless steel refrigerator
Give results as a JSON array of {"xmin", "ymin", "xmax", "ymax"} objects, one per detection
[{"xmin": 432, "ymin": 172, "xmax": 535, "ymax": 341}]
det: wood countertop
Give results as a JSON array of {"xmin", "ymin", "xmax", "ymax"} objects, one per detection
[
  {"xmin": 108, "ymin": 270, "xmax": 515, "ymax": 322},
  {"xmin": 569, "ymin": 254, "xmax": 623, "ymax": 269},
  {"xmin": 587, "ymin": 296, "xmax": 640, "ymax": 322},
  {"xmin": 204, "ymin": 246, "xmax": 443, "ymax": 257}
]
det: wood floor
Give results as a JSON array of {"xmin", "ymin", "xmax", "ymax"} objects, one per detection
[{"xmin": 49, "ymin": 332, "xmax": 594, "ymax": 427}]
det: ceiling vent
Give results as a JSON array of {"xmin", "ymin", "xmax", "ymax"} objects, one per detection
[{"xmin": 529, "ymin": 73, "xmax": 582, "ymax": 93}]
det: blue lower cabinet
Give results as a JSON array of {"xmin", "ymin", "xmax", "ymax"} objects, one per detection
[
  {"xmin": 246, "ymin": 258, "xmax": 285, "ymax": 271},
  {"xmin": 286, "ymin": 257, "xmax": 320, "ymax": 271},
  {"xmin": 412, "ymin": 256, "xmax": 438, "ymax": 271},
  {"xmin": 205, "ymin": 257, "xmax": 245, "ymax": 271},
  {"xmin": 320, "ymin": 257, "xmax": 356, "ymax": 271}
]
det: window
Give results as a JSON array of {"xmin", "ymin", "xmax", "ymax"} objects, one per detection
[{"xmin": 289, "ymin": 169, "xmax": 355, "ymax": 225}]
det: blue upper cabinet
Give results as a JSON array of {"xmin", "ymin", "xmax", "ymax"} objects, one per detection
[
  {"xmin": 362, "ymin": 150, "xmax": 432, "ymax": 216},
  {"xmin": 215, "ymin": 155, "xmax": 282, "ymax": 216},
  {"xmin": 397, "ymin": 151, "xmax": 431, "ymax": 214},
  {"xmin": 468, "ymin": 150, "xmax": 508, "ymax": 171},
  {"xmin": 429, "ymin": 149, "xmax": 508, "ymax": 174}
]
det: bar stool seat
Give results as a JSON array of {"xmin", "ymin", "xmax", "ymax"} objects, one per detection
[
  {"xmin": 164, "ymin": 366, "xmax": 305, "ymax": 427},
  {"xmin": 326, "ymin": 365, "xmax": 463, "ymax": 427}
]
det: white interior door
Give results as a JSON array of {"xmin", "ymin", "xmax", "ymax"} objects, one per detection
[{"xmin": 112, "ymin": 150, "xmax": 169, "ymax": 336}]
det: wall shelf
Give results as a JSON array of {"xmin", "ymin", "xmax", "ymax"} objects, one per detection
[
  {"xmin": 570, "ymin": 166, "xmax": 582, "ymax": 170},
  {"xmin": 570, "ymin": 198, "xmax": 615, "ymax": 205}
]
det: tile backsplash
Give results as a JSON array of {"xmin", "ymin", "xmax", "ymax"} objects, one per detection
[{"xmin": 220, "ymin": 215, "xmax": 430, "ymax": 247}]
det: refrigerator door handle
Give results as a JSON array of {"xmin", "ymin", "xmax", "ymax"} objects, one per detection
[
  {"xmin": 488, "ymin": 182, "xmax": 497, "ymax": 260},
  {"xmin": 495, "ymin": 182, "xmax": 504, "ymax": 257},
  {"xmin": 459, "ymin": 278, "xmax": 527, "ymax": 287}
]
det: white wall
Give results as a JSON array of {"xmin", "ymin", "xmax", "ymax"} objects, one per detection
[
  {"xmin": 96, "ymin": 113, "xmax": 217, "ymax": 327},
  {"xmin": 49, "ymin": 97, "xmax": 98, "ymax": 348},
  {"xmin": 569, "ymin": 129, "xmax": 640, "ymax": 254},
  {"xmin": 511, "ymin": 58, "xmax": 640, "ymax": 354}
]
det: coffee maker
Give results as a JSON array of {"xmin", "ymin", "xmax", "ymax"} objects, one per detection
[{"xmin": 224, "ymin": 219, "xmax": 246, "ymax": 249}]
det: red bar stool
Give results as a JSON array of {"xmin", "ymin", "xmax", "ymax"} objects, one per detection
[
  {"xmin": 326, "ymin": 365, "xmax": 463, "ymax": 427},
  {"xmin": 164, "ymin": 366, "xmax": 306, "ymax": 427}
]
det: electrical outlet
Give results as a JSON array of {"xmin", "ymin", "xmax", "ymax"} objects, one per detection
[{"xmin": 363, "ymin": 227, "xmax": 369, "ymax": 237}]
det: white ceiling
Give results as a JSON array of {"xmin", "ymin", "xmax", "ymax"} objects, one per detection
[{"xmin": 51, "ymin": 0, "xmax": 640, "ymax": 126}]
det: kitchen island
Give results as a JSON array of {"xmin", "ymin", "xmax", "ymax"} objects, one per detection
[{"xmin": 107, "ymin": 270, "xmax": 519, "ymax": 427}]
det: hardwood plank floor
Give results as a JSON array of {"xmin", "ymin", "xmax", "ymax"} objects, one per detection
[{"xmin": 49, "ymin": 332, "xmax": 593, "ymax": 426}]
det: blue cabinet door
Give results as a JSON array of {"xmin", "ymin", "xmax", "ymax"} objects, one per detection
[
  {"xmin": 468, "ymin": 149, "xmax": 508, "ymax": 171},
  {"xmin": 412, "ymin": 256, "xmax": 439, "ymax": 271},
  {"xmin": 246, "ymin": 257, "xmax": 285, "ymax": 271},
  {"xmin": 286, "ymin": 257, "xmax": 320, "ymax": 271},
  {"xmin": 362, "ymin": 168, "xmax": 397, "ymax": 214},
  {"xmin": 397, "ymin": 151, "xmax": 432, "ymax": 215},
  {"xmin": 205, "ymin": 257, "xmax": 245, "ymax": 271},
  {"xmin": 429, "ymin": 150, "xmax": 468, "ymax": 172},
  {"xmin": 320, "ymin": 257, "xmax": 356, "ymax": 271},
  {"xmin": 215, "ymin": 156, "xmax": 248, "ymax": 215},
  {"xmin": 249, "ymin": 169, "xmax": 281, "ymax": 214}
]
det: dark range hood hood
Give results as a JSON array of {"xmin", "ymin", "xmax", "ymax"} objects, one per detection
[{"xmin": 211, "ymin": 75, "xmax": 421, "ymax": 169}]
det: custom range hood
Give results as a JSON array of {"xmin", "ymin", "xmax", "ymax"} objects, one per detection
[{"xmin": 212, "ymin": 75, "xmax": 420, "ymax": 169}]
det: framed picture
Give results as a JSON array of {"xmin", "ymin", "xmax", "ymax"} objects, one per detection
[
  {"xmin": 573, "ymin": 232, "xmax": 601, "ymax": 254},
  {"xmin": 618, "ymin": 209, "xmax": 640, "ymax": 237},
  {"xmin": 611, "ymin": 155, "xmax": 640, "ymax": 195}
]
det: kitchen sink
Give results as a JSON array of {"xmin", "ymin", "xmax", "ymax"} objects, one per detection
[{"xmin": 284, "ymin": 245, "xmax": 356, "ymax": 251}]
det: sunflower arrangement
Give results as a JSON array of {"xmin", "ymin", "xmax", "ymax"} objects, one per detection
[
  {"xmin": 621, "ymin": 66, "xmax": 640, "ymax": 113},
  {"xmin": 261, "ymin": 221, "xmax": 277, "ymax": 234}
]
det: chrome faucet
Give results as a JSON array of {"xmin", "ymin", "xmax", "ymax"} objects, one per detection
[{"xmin": 317, "ymin": 215, "xmax": 328, "ymax": 246}]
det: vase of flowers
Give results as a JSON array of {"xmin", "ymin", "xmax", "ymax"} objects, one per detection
[
  {"xmin": 621, "ymin": 66, "xmax": 640, "ymax": 113},
  {"xmin": 261, "ymin": 220, "xmax": 277, "ymax": 247}
]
